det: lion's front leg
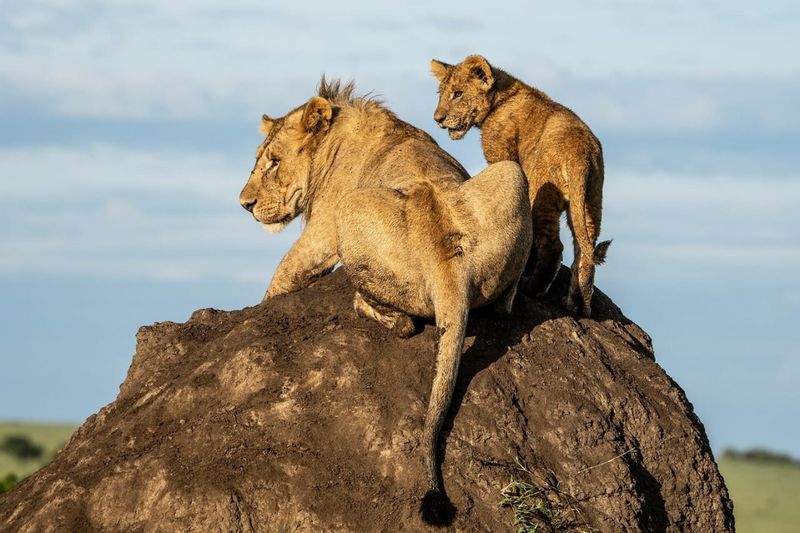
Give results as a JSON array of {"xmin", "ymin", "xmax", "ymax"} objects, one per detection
[{"xmin": 264, "ymin": 222, "xmax": 338, "ymax": 300}]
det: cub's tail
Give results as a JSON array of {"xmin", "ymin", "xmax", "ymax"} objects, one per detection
[{"xmin": 593, "ymin": 239, "xmax": 613, "ymax": 265}]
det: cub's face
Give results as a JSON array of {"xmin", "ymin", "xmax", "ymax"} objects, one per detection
[
  {"xmin": 239, "ymin": 97, "xmax": 333, "ymax": 232},
  {"xmin": 431, "ymin": 55, "xmax": 495, "ymax": 140}
]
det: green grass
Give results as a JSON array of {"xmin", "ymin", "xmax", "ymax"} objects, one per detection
[
  {"xmin": 497, "ymin": 456, "xmax": 596, "ymax": 532},
  {"xmin": 718, "ymin": 457, "xmax": 800, "ymax": 533},
  {"xmin": 0, "ymin": 421, "xmax": 77, "ymax": 489},
  {"xmin": 500, "ymin": 479, "xmax": 590, "ymax": 532}
]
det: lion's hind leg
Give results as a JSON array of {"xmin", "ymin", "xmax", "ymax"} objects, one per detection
[
  {"xmin": 491, "ymin": 281, "xmax": 518, "ymax": 315},
  {"xmin": 353, "ymin": 291, "xmax": 416, "ymax": 338},
  {"xmin": 564, "ymin": 233, "xmax": 591, "ymax": 316},
  {"xmin": 564, "ymin": 167, "xmax": 605, "ymax": 318},
  {"xmin": 521, "ymin": 182, "xmax": 565, "ymax": 297}
]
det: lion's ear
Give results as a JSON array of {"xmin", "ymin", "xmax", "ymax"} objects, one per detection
[
  {"xmin": 430, "ymin": 59, "xmax": 452, "ymax": 82},
  {"xmin": 260, "ymin": 114, "xmax": 275, "ymax": 136},
  {"xmin": 465, "ymin": 55, "xmax": 494, "ymax": 88},
  {"xmin": 301, "ymin": 96, "xmax": 333, "ymax": 135}
]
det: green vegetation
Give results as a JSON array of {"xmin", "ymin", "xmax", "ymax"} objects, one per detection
[
  {"xmin": 0, "ymin": 421, "xmax": 77, "ymax": 494},
  {"xmin": 498, "ymin": 456, "xmax": 596, "ymax": 533},
  {"xmin": 718, "ymin": 456, "xmax": 800, "ymax": 533},
  {"xmin": 500, "ymin": 478, "xmax": 588, "ymax": 532},
  {"xmin": 722, "ymin": 447, "xmax": 798, "ymax": 466},
  {"xmin": 1, "ymin": 435, "xmax": 44, "ymax": 460},
  {"xmin": 0, "ymin": 474, "xmax": 19, "ymax": 494}
]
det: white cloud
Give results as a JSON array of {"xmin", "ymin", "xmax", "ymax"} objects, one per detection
[
  {"xmin": 1, "ymin": 0, "xmax": 798, "ymax": 131},
  {"xmin": 0, "ymin": 144, "xmax": 242, "ymax": 197}
]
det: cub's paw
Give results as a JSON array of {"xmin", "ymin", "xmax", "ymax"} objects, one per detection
[
  {"xmin": 563, "ymin": 295, "xmax": 579, "ymax": 314},
  {"xmin": 517, "ymin": 276, "xmax": 535, "ymax": 296},
  {"xmin": 563, "ymin": 295, "xmax": 592, "ymax": 317},
  {"xmin": 519, "ymin": 275, "xmax": 552, "ymax": 298},
  {"xmin": 491, "ymin": 300, "xmax": 514, "ymax": 316},
  {"xmin": 535, "ymin": 286, "xmax": 553, "ymax": 298}
]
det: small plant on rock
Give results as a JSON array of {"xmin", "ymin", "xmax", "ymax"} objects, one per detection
[{"xmin": 0, "ymin": 473, "xmax": 19, "ymax": 494}]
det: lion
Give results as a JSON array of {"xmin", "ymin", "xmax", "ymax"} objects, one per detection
[
  {"xmin": 239, "ymin": 78, "xmax": 532, "ymax": 525},
  {"xmin": 430, "ymin": 55, "xmax": 611, "ymax": 317}
]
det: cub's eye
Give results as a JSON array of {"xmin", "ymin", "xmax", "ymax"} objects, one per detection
[{"xmin": 452, "ymin": 90, "xmax": 463, "ymax": 100}]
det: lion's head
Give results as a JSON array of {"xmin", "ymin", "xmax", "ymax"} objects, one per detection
[
  {"xmin": 430, "ymin": 55, "xmax": 495, "ymax": 140},
  {"xmin": 239, "ymin": 96, "xmax": 333, "ymax": 232}
]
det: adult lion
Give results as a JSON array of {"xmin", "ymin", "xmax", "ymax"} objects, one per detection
[
  {"xmin": 431, "ymin": 55, "xmax": 611, "ymax": 317},
  {"xmin": 239, "ymin": 78, "xmax": 532, "ymax": 525}
]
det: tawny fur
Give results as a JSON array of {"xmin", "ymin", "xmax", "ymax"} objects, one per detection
[
  {"xmin": 239, "ymin": 78, "xmax": 532, "ymax": 525},
  {"xmin": 431, "ymin": 55, "xmax": 611, "ymax": 317}
]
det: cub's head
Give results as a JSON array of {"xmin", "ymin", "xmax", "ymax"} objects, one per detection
[
  {"xmin": 430, "ymin": 55, "xmax": 495, "ymax": 140},
  {"xmin": 239, "ymin": 96, "xmax": 333, "ymax": 232}
]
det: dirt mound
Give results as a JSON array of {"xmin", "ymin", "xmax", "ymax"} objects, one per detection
[{"xmin": 0, "ymin": 268, "xmax": 734, "ymax": 532}]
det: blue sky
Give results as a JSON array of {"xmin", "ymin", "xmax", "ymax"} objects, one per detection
[{"xmin": 1, "ymin": 1, "xmax": 798, "ymax": 456}]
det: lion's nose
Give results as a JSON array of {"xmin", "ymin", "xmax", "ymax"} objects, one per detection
[
  {"xmin": 433, "ymin": 110, "xmax": 446, "ymax": 125},
  {"xmin": 241, "ymin": 198, "xmax": 257, "ymax": 213}
]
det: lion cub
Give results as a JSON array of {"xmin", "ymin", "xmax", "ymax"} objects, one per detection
[{"xmin": 430, "ymin": 55, "xmax": 611, "ymax": 317}]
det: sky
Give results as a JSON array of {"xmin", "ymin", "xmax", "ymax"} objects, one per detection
[{"xmin": 1, "ymin": 1, "xmax": 798, "ymax": 457}]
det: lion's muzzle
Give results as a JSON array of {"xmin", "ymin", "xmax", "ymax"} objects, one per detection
[{"xmin": 241, "ymin": 198, "xmax": 257, "ymax": 213}]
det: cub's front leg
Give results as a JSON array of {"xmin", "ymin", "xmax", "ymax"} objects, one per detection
[{"xmin": 264, "ymin": 220, "xmax": 338, "ymax": 300}]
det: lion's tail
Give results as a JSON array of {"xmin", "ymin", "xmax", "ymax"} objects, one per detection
[{"xmin": 419, "ymin": 273, "xmax": 469, "ymax": 526}]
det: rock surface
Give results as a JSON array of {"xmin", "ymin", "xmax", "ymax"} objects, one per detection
[{"xmin": 0, "ymin": 268, "xmax": 734, "ymax": 532}]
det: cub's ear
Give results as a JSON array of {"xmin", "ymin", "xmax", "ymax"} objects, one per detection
[
  {"xmin": 465, "ymin": 55, "xmax": 494, "ymax": 88},
  {"xmin": 259, "ymin": 114, "xmax": 275, "ymax": 136},
  {"xmin": 301, "ymin": 96, "xmax": 333, "ymax": 135},
  {"xmin": 430, "ymin": 59, "xmax": 452, "ymax": 83}
]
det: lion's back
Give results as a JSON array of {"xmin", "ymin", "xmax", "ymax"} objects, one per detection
[{"xmin": 360, "ymin": 134, "xmax": 469, "ymax": 189}]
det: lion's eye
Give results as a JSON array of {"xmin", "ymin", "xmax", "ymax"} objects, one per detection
[{"xmin": 452, "ymin": 90, "xmax": 463, "ymax": 100}]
